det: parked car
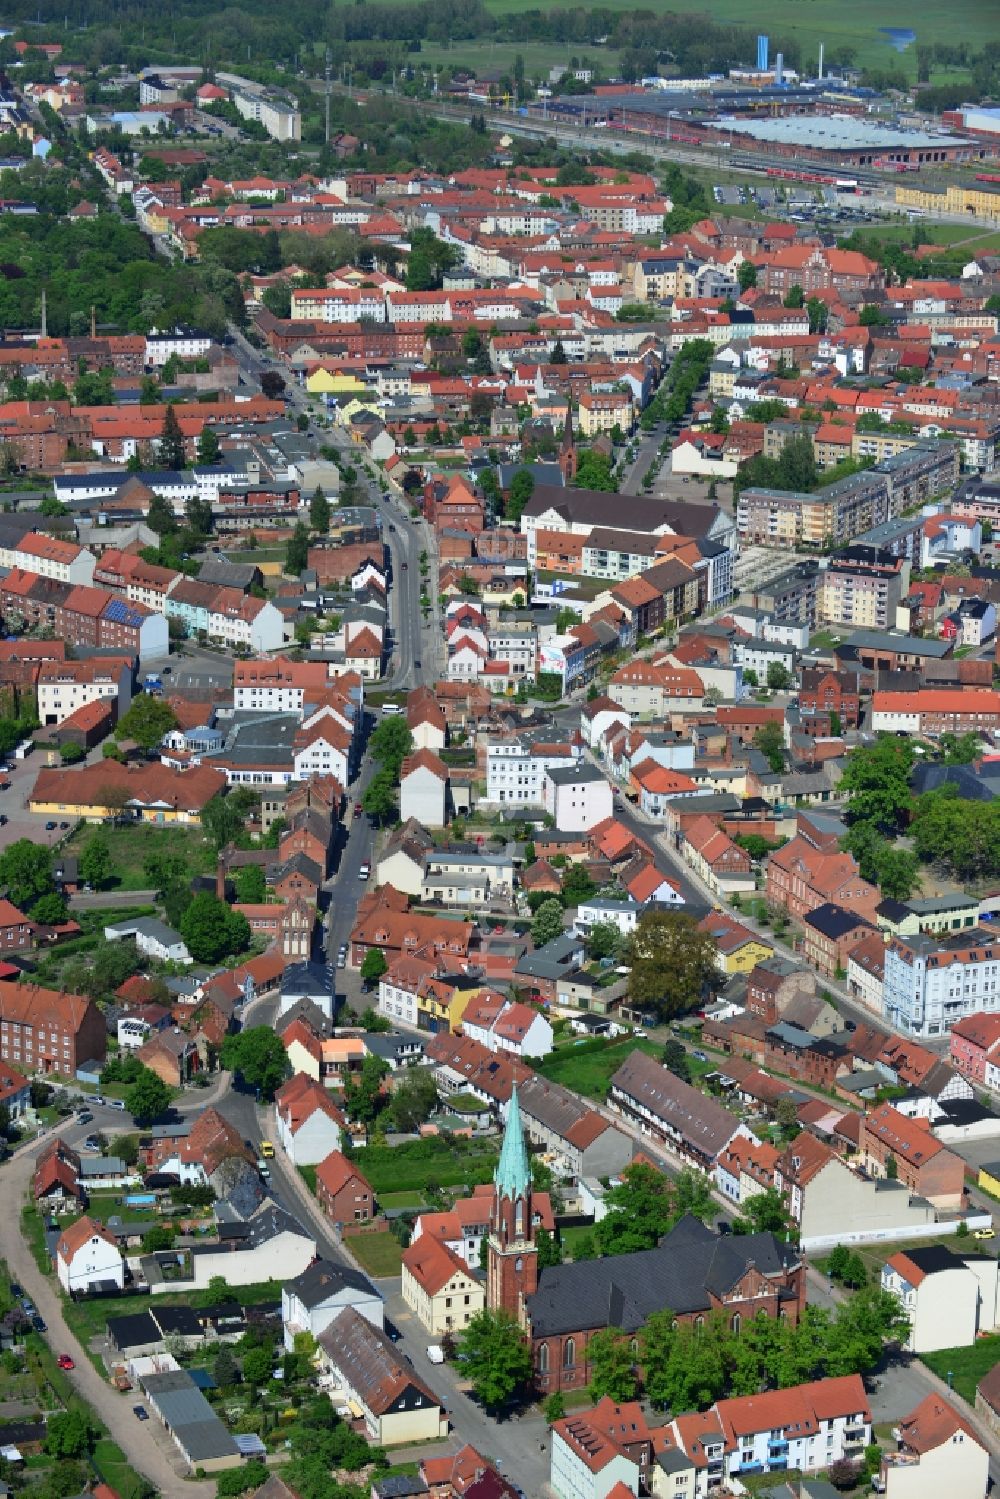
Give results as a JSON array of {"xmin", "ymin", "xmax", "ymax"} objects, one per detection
[
  {"xmin": 44, "ymin": 821, "xmax": 56, "ymax": 831},
  {"xmin": 82, "ymin": 1135, "xmax": 101, "ymax": 1151},
  {"xmin": 56, "ymin": 1354, "xmax": 74, "ymax": 1370},
  {"xmin": 359, "ymin": 862, "xmax": 370, "ymax": 881},
  {"xmin": 974, "ymin": 1226, "xmax": 996, "ymax": 1240},
  {"xmin": 132, "ymin": 1406, "xmax": 148, "ymax": 1421},
  {"xmin": 31, "ymin": 1315, "xmax": 45, "ymax": 1332},
  {"xmin": 76, "ymin": 1110, "xmax": 93, "ymax": 1125}
]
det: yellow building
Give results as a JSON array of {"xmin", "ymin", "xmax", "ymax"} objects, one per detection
[
  {"xmin": 417, "ymin": 977, "xmax": 479, "ymax": 1034},
  {"xmin": 305, "ymin": 367, "xmax": 370, "ymax": 398},
  {"xmin": 401, "ymin": 1236, "xmax": 486, "ymax": 1336},
  {"xmin": 715, "ymin": 932, "xmax": 774, "ymax": 975},
  {"xmin": 896, "ymin": 182, "xmax": 1000, "ymax": 220},
  {"xmin": 978, "ymin": 1164, "xmax": 1000, "ymax": 1199}
]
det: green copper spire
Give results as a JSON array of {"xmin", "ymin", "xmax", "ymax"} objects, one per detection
[{"xmin": 495, "ymin": 1084, "xmax": 532, "ymax": 1202}]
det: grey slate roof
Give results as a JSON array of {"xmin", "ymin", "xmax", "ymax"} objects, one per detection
[
  {"xmin": 609, "ymin": 1050, "xmax": 742, "ymax": 1160},
  {"xmin": 285, "ymin": 1256, "xmax": 378, "ymax": 1309},
  {"xmin": 526, "ymin": 1215, "xmax": 798, "ymax": 1336}
]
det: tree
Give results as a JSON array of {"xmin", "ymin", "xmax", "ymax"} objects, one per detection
[
  {"xmin": 221, "ymin": 1027, "xmax": 288, "ymax": 1099},
  {"xmin": 286, "ymin": 520, "xmax": 311, "ymax": 576},
  {"xmin": 196, "ymin": 426, "xmax": 221, "ymax": 465},
  {"xmin": 360, "ymin": 947, "xmax": 388, "ymax": 985},
  {"xmin": 839, "ymin": 735, "xmax": 915, "ymax": 833},
  {"xmin": 587, "ymin": 922, "xmax": 621, "ymax": 961},
  {"xmin": 587, "ymin": 1329, "xmax": 638, "ymax": 1402},
  {"xmin": 362, "ymin": 769, "xmax": 398, "ymax": 825},
  {"xmin": 737, "ymin": 259, "xmax": 757, "ymax": 291},
  {"xmin": 44, "ymin": 1410, "xmax": 94, "ymax": 1459},
  {"xmin": 370, "ymin": 716, "xmax": 414, "ymax": 775},
  {"xmin": 662, "ymin": 1039, "xmax": 691, "ymax": 1082},
  {"xmin": 766, "ymin": 661, "xmax": 791, "ymax": 692},
  {"xmin": 181, "ymin": 892, "xmax": 251, "ymax": 963},
  {"xmin": 560, "ymin": 861, "xmax": 594, "ymax": 907},
  {"xmin": 774, "ymin": 1097, "xmax": 800, "ymax": 1139},
  {"xmin": 596, "ymin": 1163, "xmax": 702, "ymax": 1256},
  {"xmin": 125, "ymin": 1068, "xmax": 172, "ymax": 1125},
  {"xmin": 343, "ymin": 1053, "xmax": 389, "ymax": 1126},
  {"xmin": 457, "ymin": 1309, "xmax": 533, "ymax": 1410},
  {"xmin": 626, "ymin": 911, "xmax": 718, "ymax": 1020},
  {"xmin": 753, "ymin": 721, "xmax": 786, "ymax": 773},
  {"xmin": 79, "ymin": 832, "xmax": 112, "ymax": 890},
  {"xmin": 216, "ymin": 1461, "xmax": 269, "ymax": 1497},
  {"xmin": 507, "ymin": 469, "xmax": 535, "ymax": 524},
  {"xmin": 159, "ymin": 403, "xmax": 186, "ymax": 470},
  {"xmin": 938, "ymin": 731, "xmax": 983, "ymax": 764},
  {"xmin": 544, "ymin": 1392, "xmax": 566, "ymax": 1424},
  {"xmin": 734, "ymin": 1188, "xmax": 791, "ymax": 1237},
  {"xmin": 550, "ymin": 339, "xmax": 568, "ymax": 365},
  {"xmin": 384, "ymin": 1069, "xmax": 438, "ymax": 1132},
  {"xmin": 60, "ymin": 742, "xmax": 85, "ymax": 764},
  {"xmin": 531, "ymin": 899, "xmax": 564, "ymax": 948},
  {"xmin": 114, "ymin": 694, "xmax": 178, "ymax": 752},
  {"xmin": 806, "ymin": 296, "xmax": 829, "ymax": 334},
  {"xmin": 885, "ymin": 1153, "xmax": 898, "ymax": 1179},
  {"xmin": 201, "ymin": 787, "xmax": 260, "ymax": 851},
  {"xmin": 309, "ymin": 487, "xmax": 331, "ymax": 533},
  {"xmin": 31, "ymin": 892, "xmax": 68, "ymax": 925},
  {"xmin": 0, "ymin": 840, "xmax": 53, "ymax": 908},
  {"xmin": 535, "ymin": 1227, "xmax": 562, "ymax": 1269},
  {"xmin": 827, "ymin": 1459, "xmax": 862, "ymax": 1492},
  {"xmin": 784, "ymin": 284, "xmax": 805, "ymax": 309},
  {"xmin": 233, "ymin": 864, "xmax": 266, "ymax": 903},
  {"xmin": 241, "ymin": 1346, "xmax": 273, "ymax": 1387}
]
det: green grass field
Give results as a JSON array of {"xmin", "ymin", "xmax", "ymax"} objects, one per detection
[
  {"xmin": 479, "ymin": 0, "xmax": 1000, "ymax": 81},
  {"xmin": 378, "ymin": 1190, "xmax": 427, "ymax": 1209},
  {"xmin": 535, "ymin": 1036, "xmax": 662, "ymax": 1101},
  {"xmin": 347, "ymin": 1231, "xmax": 404, "ymax": 1278},
  {"xmin": 352, "ymin": 1137, "xmax": 499, "ymax": 1194},
  {"xmin": 922, "ymin": 1335, "xmax": 1000, "ymax": 1406},
  {"xmin": 65, "ymin": 822, "xmax": 217, "ymax": 892}
]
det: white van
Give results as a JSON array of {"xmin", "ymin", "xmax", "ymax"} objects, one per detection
[{"xmin": 380, "ymin": 702, "xmax": 404, "ymax": 716}]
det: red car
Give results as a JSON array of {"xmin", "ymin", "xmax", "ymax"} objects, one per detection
[
  {"xmin": 354, "ymin": 803, "xmax": 363, "ymax": 815},
  {"xmin": 57, "ymin": 1355, "xmax": 74, "ymax": 1370}
]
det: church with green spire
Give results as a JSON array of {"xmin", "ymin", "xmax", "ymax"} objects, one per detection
[{"xmin": 486, "ymin": 1085, "xmax": 538, "ymax": 1320}]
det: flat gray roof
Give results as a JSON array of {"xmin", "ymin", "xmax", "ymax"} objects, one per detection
[{"xmin": 706, "ymin": 116, "xmax": 963, "ymax": 150}]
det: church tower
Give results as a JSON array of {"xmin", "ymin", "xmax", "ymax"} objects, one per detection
[
  {"xmin": 487, "ymin": 1085, "xmax": 538, "ymax": 1320},
  {"xmin": 559, "ymin": 404, "xmax": 577, "ymax": 484}
]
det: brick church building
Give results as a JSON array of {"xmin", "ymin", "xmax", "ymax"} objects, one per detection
[{"xmin": 486, "ymin": 1087, "xmax": 806, "ymax": 1396}]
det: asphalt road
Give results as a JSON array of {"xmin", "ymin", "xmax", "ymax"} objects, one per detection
[{"xmin": 0, "ymin": 1105, "xmax": 215, "ymax": 1499}]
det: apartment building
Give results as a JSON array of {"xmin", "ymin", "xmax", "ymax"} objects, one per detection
[
  {"xmin": 883, "ymin": 928, "xmax": 1000, "ymax": 1038},
  {"xmin": 484, "ymin": 737, "xmax": 580, "ymax": 806},
  {"xmin": 608, "ymin": 1049, "xmax": 751, "ymax": 1172},
  {"xmin": 37, "ymin": 657, "xmax": 133, "ymax": 726},
  {"xmin": 0, "ymin": 981, "xmax": 106, "ymax": 1074},
  {"xmin": 860, "ymin": 1103, "xmax": 965, "ymax": 1207},
  {"xmin": 818, "ymin": 548, "xmax": 909, "ymax": 630},
  {"xmin": 871, "ymin": 690, "xmax": 1000, "ymax": 736}
]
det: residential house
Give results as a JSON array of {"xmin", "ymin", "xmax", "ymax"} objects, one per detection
[
  {"xmin": 608, "ymin": 1050, "xmax": 752, "ymax": 1172},
  {"xmin": 281, "ymin": 1256, "xmax": 383, "ymax": 1350},
  {"xmin": 315, "ymin": 1150, "xmax": 376, "ymax": 1227},
  {"xmin": 315, "ymin": 1308, "xmax": 448, "ymax": 1445},
  {"xmin": 274, "ymin": 1074, "xmax": 345, "ymax": 1165},
  {"xmin": 878, "ymin": 1394, "xmax": 989, "ymax": 1499},
  {"xmin": 56, "ymin": 1215, "xmax": 123, "ymax": 1295},
  {"xmin": 401, "ymin": 1236, "xmax": 486, "ymax": 1336},
  {"xmin": 881, "ymin": 1244, "xmax": 1000, "ymax": 1353},
  {"xmin": 860, "ymin": 1104, "xmax": 966, "ymax": 1208}
]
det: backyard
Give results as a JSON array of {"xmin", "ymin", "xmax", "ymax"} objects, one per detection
[
  {"xmin": 535, "ymin": 1036, "xmax": 663, "ymax": 1101},
  {"xmin": 351, "ymin": 1135, "xmax": 500, "ymax": 1194},
  {"xmin": 64, "ymin": 822, "xmax": 217, "ymax": 892},
  {"xmin": 345, "ymin": 1231, "xmax": 405, "ymax": 1279}
]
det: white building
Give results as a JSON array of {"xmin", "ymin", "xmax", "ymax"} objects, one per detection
[
  {"xmin": 399, "ymin": 749, "xmax": 448, "ymax": 829},
  {"xmin": 574, "ymin": 898, "xmax": 643, "ymax": 937},
  {"xmin": 879, "ymin": 1394, "xmax": 989, "ymax": 1499},
  {"xmin": 56, "ymin": 1215, "xmax": 124, "ymax": 1295},
  {"xmin": 881, "ymin": 1245, "xmax": 1000, "ymax": 1353},
  {"xmin": 550, "ymin": 1415, "xmax": 640, "ymax": 1499},
  {"xmin": 274, "ymin": 1077, "xmax": 344, "ymax": 1166},
  {"xmin": 37, "ymin": 658, "xmax": 132, "ymax": 726},
  {"xmin": 543, "ymin": 763, "xmax": 614, "ymax": 833},
  {"xmin": 281, "ymin": 1255, "xmax": 383, "ymax": 1350},
  {"xmin": 883, "ymin": 929, "xmax": 1000, "ymax": 1038},
  {"xmin": 485, "ymin": 737, "xmax": 581, "ymax": 807},
  {"xmin": 461, "ymin": 993, "xmax": 553, "ymax": 1059},
  {"xmin": 145, "ymin": 327, "xmax": 213, "ymax": 367},
  {"xmin": 104, "ymin": 916, "xmax": 192, "ymax": 966}
]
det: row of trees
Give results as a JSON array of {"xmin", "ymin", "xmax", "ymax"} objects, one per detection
[{"xmin": 457, "ymin": 1279, "xmax": 908, "ymax": 1413}]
